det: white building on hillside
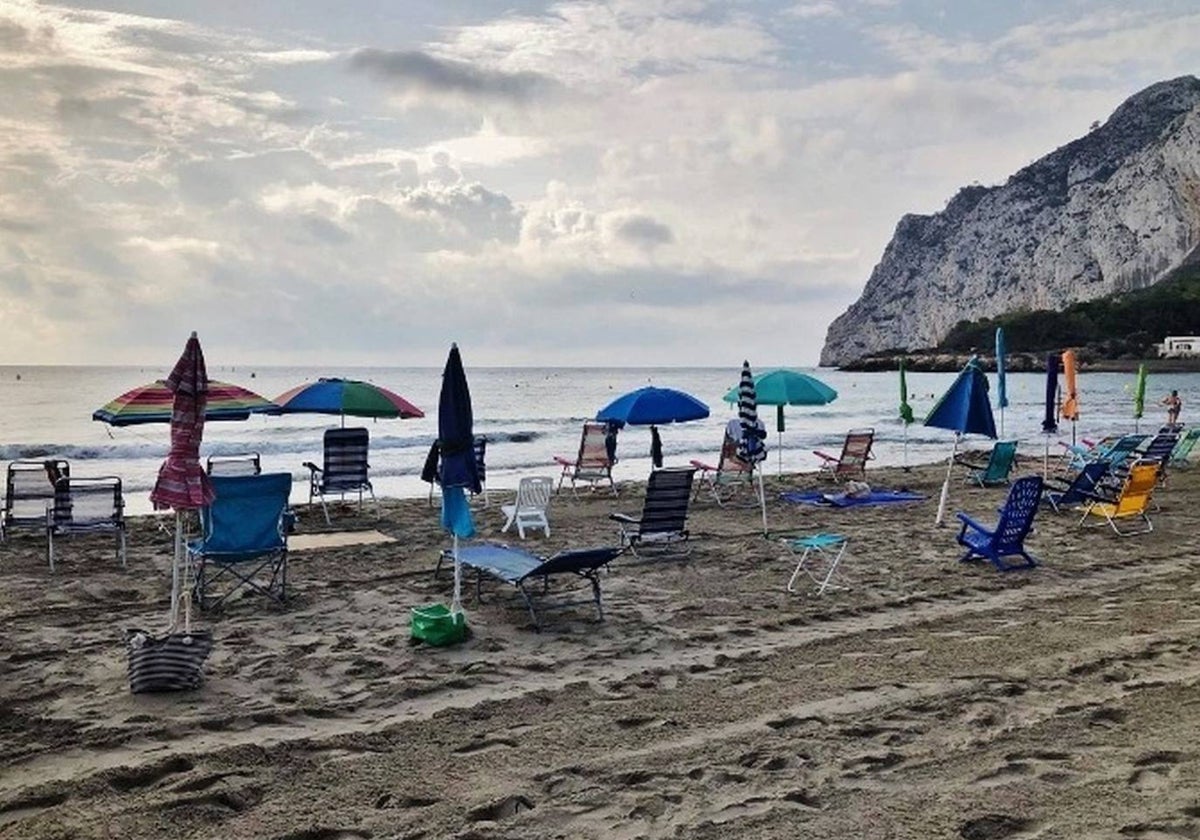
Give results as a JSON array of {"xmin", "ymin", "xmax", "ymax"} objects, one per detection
[{"xmin": 1158, "ymin": 336, "xmax": 1200, "ymax": 358}]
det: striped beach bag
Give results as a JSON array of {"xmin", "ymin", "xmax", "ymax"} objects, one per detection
[
  {"xmin": 125, "ymin": 587, "xmax": 212, "ymax": 693},
  {"xmin": 125, "ymin": 627, "xmax": 213, "ymax": 693}
]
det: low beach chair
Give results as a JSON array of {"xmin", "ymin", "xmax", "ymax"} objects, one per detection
[
  {"xmin": 1077, "ymin": 459, "xmax": 1157, "ymax": 536},
  {"xmin": 189, "ymin": 473, "xmax": 293, "ymax": 609},
  {"xmin": 1042, "ymin": 461, "xmax": 1108, "ymax": 513},
  {"xmin": 610, "ymin": 467, "xmax": 695, "ymax": 556},
  {"xmin": 554, "ymin": 422, "xmax": 616, "ymax": 495},
  {"xmin": 1169, "ymin": 427, "xmax": 1200, "ymax": 468},
  {"xmin": 813, "ymin": 428, "xmax": 875, "ymax": 482},
  {"xmin": 45, "ymin": 475, "xmax": 126, "ymax": 571},
  {"xmin": 3, "ymin": 459, "xmax": 69, "ymax": 542},
  {"xmin": 689, "ymin": 433, "xmax": 755, "ymax": 505},
  {"xmin": 303, "ymin": 427, "xmax": 377, "ymax": 525},
  {"xmin": 955, "ymin": 475, "xmax": 1043, "ymax": 571},
  {"xmin": 955, "ymin": 440, "xmax": 1018, "ymax": 487},
  {"xmin": 435, "ymin": 542, "xmax": 624, "ymax": 631},
  {"xmin": 500, "ymin": 476, "xmax": 553, "ymax": 539}
]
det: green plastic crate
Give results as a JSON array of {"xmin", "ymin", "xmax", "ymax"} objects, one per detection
[{"xmin": 411, "ymin": 603, "xmax": 467, "ymax": 647}]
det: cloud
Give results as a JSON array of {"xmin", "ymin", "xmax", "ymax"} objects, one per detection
[
  {"xmin": 348, "ymin": 48, "xmax": 561, "ymax": 105},
  {"xmin": 610, "ymin": 214, "xmax": 674, "ymax": 248}
]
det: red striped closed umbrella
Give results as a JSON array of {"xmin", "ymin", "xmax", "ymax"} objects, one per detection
[{"xmin": 150, "ymin": 332, "xmax": 215, "ymax": 631}]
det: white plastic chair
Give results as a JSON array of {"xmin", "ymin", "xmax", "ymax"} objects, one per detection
[{"xmin": 501, "ymin": 477, "xmax": 554, "ymax": 539}]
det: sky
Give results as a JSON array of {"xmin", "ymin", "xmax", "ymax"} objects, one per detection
[{"xmin": 2, "ymin": 0, "xmax": 1199, "ymax": 368}]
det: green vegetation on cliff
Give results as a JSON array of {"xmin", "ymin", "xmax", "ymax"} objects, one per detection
[{"xmin": 938, "ymin": 264, "xmax": 1200, "ymax": 358}]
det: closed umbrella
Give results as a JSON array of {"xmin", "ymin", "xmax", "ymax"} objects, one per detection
[
  {"xmin": 1041, "ymin": 353, "xmax": 1060, "ymax": 476},
  {"xmin": 924, "ymin": 358, "xmax": 996, "ymax": 526},
  {"xmin": 899, "ymin": 359, "xmax": 914, "ymax": 469},
  {"xmin": 150, "ymin": 332, "xmax": 217, "ymax": 629},
  {"xmin": 723, "ymin": 369, "xmax": 837, "ymax": 474},
  {"xmin": 1061, "ymin": 349, "xmax": 1079, "ymax": 445},
  {"xmin": 1134, "ymin": 363, "xmax": 1148, "ymax": 432},
  {"xmin": 436, "ymin": 344, "xmax": 480, "ymax": 620},
  {"xmin": 735, "ymin": 361, "xmax": 768, "ymax": 534},
  {"xmin": 995, "ymin": 328, "xmax": 1008, "ymax": 437}
]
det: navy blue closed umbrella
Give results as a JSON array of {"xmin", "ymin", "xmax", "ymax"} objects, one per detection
[
  {"xmin": 924, "ymin": 358, "xmax": 997, "ymax": 526},
  {"xmin": 436, "ymin": 343, "xmax": 478, "ymax": 616},
  {"xmin": 1040, "ymin": 352, "xmax": 1060, "ymax": 477}
]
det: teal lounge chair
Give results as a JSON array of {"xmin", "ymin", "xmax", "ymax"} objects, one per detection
[
  {"xmin": 955, "ymin": 475, "xmax": 1043, "ymax": 571},
  {"xmin": 956, "ymin": 440, "xmax": 1018, "ymax": 487},
  {"xmin": 1169, "ymin": 428, "xmax": 1199, "ymax": 469}
]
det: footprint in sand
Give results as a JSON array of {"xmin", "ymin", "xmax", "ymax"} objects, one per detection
[
  {"xmin": 958, "ymin": 813, "xmax": 1038, "ymax": 839},
  {"xmin": 1129, "ymin": 751, "xmax": 1184, "ymax": 794}
]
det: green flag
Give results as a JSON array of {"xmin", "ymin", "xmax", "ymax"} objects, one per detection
[{"xmin": 899, "ymin": 359, "xmax": 914, "ymax": 425}]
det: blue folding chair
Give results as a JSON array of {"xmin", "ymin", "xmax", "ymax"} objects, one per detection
[
  {"xmin": 955, "ymin": 475, "xmax": 1043, "ymax": 571},
  {"xmin": 1042, "ymin": 461, "xmax": 1108, "ymax": 513},
  {"xmin": 189, "ymin": 473, "xmax": 293, "ymax": 610}
]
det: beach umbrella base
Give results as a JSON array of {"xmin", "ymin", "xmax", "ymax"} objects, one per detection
[{"xmin": 410, "ymin": 604, "xmax": 467, "ymax": 646}]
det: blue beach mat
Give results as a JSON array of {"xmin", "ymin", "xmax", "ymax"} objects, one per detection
[{"xmin": 780, "ymin": 489, "xmax": 927, "ymax": 508}]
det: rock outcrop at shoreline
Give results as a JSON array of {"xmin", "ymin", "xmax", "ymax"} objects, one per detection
[{"xmin": 821, "ymin": 76, "xmax": 1200, "ymax": 366}]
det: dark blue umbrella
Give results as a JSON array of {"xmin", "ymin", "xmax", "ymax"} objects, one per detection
[
  {"xmin": 1041, "ymin": 352, "xmax": 1060, "ymax": 477},
  {"xmin": 995, "ymin": 327, "xmax": 1008, "ymax": 436},
  {"xmin": 925, "ymin": 358, "xmax": 997, "ymax": 525},
  {"xmin": 596, "ymin": 386, "xmax": 710, "ymax": 427},
  {"xmin": 436, "ymin": 343, "xmax": 478, "ymax": 617}
]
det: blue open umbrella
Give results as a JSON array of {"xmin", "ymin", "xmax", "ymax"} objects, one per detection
[
  {"xmin": 925, "ymin": 358, "xmax": 997, "ymax": 525},
  {"xmin": 597, "ymin": 386, "xmax": 709, "ymax": 468},
  {"xmin": 435, "ymin": 344, "xmax": 479, "ymax": 619},
  {"xmin": 596, "ymin": 386, "xmax": 709, "ymax": 426}
]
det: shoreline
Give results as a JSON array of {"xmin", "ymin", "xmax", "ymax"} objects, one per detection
[{"xmin": 840, "ymin": 353, "xmax": 1200, "ymax": 373}]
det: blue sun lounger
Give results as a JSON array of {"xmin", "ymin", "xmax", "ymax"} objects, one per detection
[{"xmin": 436, "ymin": 543, "xmax": 624, "ymax": 631}]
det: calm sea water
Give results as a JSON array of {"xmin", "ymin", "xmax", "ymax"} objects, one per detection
[{"xmin": 1, "ymin": 365, "xmax": 1195, "ymax": 516}]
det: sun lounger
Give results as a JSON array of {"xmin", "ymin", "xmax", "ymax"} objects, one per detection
[{"xmin": 436, "ymin": 543, "xmax": 624, "ymax": 630}]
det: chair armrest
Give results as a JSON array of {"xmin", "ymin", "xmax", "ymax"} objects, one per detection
[
  {"xmin": 689, "ymin": 459, "xmax": 716, "ymax": 473},
  {"xmin": 609, "ymin": 512, "xmax": 639, "ymax": 525},
  {"xmin": 553, "ymin": 456, "xmax": 572, "ymax": 467},
  {"xmin": 812, "ymin": 450, "xmax": 836, "ymax": 464},
  {"xmin": 302, "ymin": 461, "xmax": 321, "ymax": 475},
  {"xmin": 955, "ymin": 512, "xmax": 991, "ymax": 536},
  {"xmin": 282, "ymin": 509, "xmax": 297, "ymax": 534},
  {"xmin": 952, "ymin": 455, "xmax": 984, "ymax": 470}
]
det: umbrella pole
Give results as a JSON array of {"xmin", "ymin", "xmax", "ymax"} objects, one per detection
[
  {"xmin": 999, "ymin": 408, "xmax": 1005, "ymax": 439},
  {"xmin": 935, "ymin": 435, "xmax": 958, "ymax": 527},
  {"xmin": 755, "ymin": 470, "xmax": 768, "ymax": 536},
  {"xmin": 169, "ymin": 512, "xmax": 183, "ymax": 630},
  {"xmin": 902, "ymin": 423, "xmax": 910, "ymax": 471},
  {"xmin": 451, "ymin": 533, "xmax": 462, "ymax": 616}
]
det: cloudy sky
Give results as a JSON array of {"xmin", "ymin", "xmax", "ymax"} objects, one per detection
[{"xmin": 2, "ymin": 0, "xmax": 1198, "ymax": 367}]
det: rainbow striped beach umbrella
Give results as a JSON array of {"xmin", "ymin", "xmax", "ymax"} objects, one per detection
[
  {"xmin": 271, "ymin": 378, "xmax": 424, "ymax": 424},
  {"xmin": 94, "ymin": 379, "xmax": 277, "ymax": 426}
]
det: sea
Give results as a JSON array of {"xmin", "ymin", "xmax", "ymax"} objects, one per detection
[{"xmin": 1, "ymin": 365, "xmax": 1195, "ymax": 517}]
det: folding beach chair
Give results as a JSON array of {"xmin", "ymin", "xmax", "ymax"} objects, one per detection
[
  {"xmin": 189, "ymin": 473, "xmax": 293, "ymax": 609},
  {"xmin": 435, "ymin": 542, "xmax": 624, "ymax": 630},
  {"xmin": 1077, "ymin": 459, "xmax": 1158, "ymax": 536},
  {"xmin": 813, "ymin": 428, "xmax": 875, "ymax": 482},
  {"xmin": 303, "ymin": 427, "xmax": 377, "ymax": 525},
  {"xmin": 955, "ymin": 475, "xmax": 1043, "ymax": 571},
  {"xmin": 500, "ymin": 476, "xmax": 553, "ymax": 539},
  {"xmin": 46, "ymin": 475, "xmax": 126, "ymax": 571},
  {"xmin": 1042, "ymin": 461, "xmax": 1109, "ymax": 513},
  {"xmin": 2, "ymin": 459, "xmax": 69, "ymax": 542},
  {"xmin": 1169, "ymin": 427, "xmax": 1200, "ymax": 468},
  {"xmin": 554, "ymin": 422, "xmax": 616, "ymax": 495},
  {"xmin": 425, "ymin": 436, "xmax": 489, "ymax": 508},
  {"xmin": 206, "ymin": 452, "xmax": 262, "ymax": 477},
  {"xmin": 690, "ymin": 432, "xmax": 756, "ymax": 505},
  {"xmin": 609, "ymin": 467, "xmax": 696, "ymax": 556},
  {"xmin": 955, "ymin": 440, "xmax": 1018, "ymax": 487}
]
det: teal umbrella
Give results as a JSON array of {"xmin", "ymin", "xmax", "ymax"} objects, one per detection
[{"xmin": 723, "ymin": 369, "xmax": 837, "ymax": 474}]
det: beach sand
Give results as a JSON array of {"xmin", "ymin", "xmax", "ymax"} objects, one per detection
[{"xmin": 2, "ymin": 456, "xmax": 1199, "ymax": 839}]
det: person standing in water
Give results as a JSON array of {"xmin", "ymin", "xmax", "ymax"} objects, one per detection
[{"xmin": 1161, "ymin": 389, "xmax": 1182, "ymax": 427}]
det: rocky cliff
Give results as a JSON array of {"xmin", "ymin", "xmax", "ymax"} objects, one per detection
[{"xmin": 821, "ymin": 76, "xmax": 1200, "ymax": 367}]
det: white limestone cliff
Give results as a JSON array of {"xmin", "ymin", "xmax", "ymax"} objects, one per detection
[{"xmin": 821, "ymin": 76, "xmax": 1200, "ymax": 367}]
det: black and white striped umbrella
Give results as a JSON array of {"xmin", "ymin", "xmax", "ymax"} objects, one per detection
[{"xmin": 737, "ymin": 361, "xmax": 766, "ymax": 464}]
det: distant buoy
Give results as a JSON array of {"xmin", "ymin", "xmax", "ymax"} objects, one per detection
[
  {"xmin": 15, "ymin": 373, "xmax": 20, "ymax": 380},
  {"xmin": 250, "ymin": 372, "xmax": 256, "ymax": 378}
]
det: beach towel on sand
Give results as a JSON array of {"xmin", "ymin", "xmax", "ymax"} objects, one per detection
[{"xmin": 780, "ymin": 489, "xmax": 926, "ymax": 508}]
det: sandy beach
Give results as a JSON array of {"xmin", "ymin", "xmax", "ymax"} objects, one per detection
[{"xmin": 2, "ymin": 455, "xmax": 1199, "ymax": 839}]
